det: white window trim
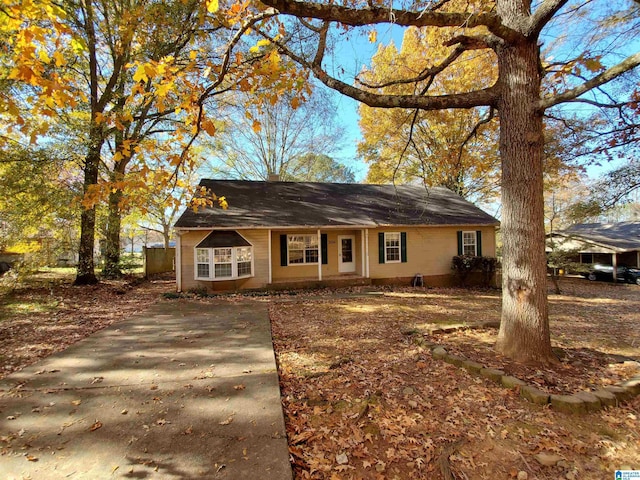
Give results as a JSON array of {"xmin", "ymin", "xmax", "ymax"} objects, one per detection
[
  {"xmin": 462, "ymin": 231, "xmax": 477, "ymax": 256},
  {"xmin": 287, "ymin": 234, "xmax": 319, "ymax": 266},
  {"xmin": 384, "ymin": 232, "xmax": 401, "ymax": 264},
  {"xmin": 194, "ymin": 246, "xmax": 254, "ymax": 281}
]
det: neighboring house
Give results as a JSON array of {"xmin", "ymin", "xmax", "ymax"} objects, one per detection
[
  {"xmin": 174, "ymin": 180, "xmax": 499, "ymax": 292},
  {"xmin": 548, "ymin": 222, "xmax": 640, "ymax": 268}
]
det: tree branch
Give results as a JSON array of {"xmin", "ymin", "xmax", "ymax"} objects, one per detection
[
  {"xmin": 266, "ymin": 32, "xmax": 498, "ymax": 110},
  {"xmin": 260, "ymin": 0, "xmax": 519, "ymax": 41},
  {"xmin": 457, "ymin": 106, "xmax": 496, "ymax": 166},
  {"xmin": 356, "ymin": 43, "xmax": 467, "ymax": 90},
  {"xmin": 527, "ymin": 0, "xmax": 569, "ymax": 37},
  {"xmin": 540, "ymin": 52, "xmax": 640, "ymax": 110}
]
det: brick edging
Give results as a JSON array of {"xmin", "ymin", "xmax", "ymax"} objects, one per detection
[{"xmin": 419, "ymin": 339, "xmax": 640, "ymax": 414}]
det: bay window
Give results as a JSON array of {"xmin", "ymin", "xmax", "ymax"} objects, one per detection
[{"xmin": 194, "ymin": 231, "xmax": 253, "ymax": 281}]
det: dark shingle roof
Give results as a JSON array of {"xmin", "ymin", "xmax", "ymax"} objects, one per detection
[
  {"xmin": 174, "ymin": 180, "xmax": 499, "ymax": 229},
  {"xmin": 196, "ymin": 230, "xmax": 251, "ymax": 248},
  {"xmin": 559, "ymin": 222, "xmax": 640, "ymax": 251}
]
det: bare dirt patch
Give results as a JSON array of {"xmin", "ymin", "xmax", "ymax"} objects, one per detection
[{"xmin": 270, "ymin": 278, "xmax": 640, "ymax": 479}]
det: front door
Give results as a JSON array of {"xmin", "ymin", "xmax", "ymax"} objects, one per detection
[{"xmin": 338, "ymin": 235, "xmax": 356, "ymax": 273}]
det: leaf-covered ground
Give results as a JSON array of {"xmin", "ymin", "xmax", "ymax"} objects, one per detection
[
  {"xmin": 0, "ymin": 273, "xmax": 172, "ymax": 379},
  {"xmin": 270, "ymin": 278, "xmax": 640, "ymax": 479},
  {"xmin": 1, "ymin": 274, "xmax": 638, "ymax": 479}
]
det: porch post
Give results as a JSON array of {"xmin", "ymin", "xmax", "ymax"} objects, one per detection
[
  {"xmin": 361, "ymin": 229, "xmax": 366, "ymax": 277},
  {"xmin": 365, "ymin": 229, "xmax": 370, "ymax": 278},
  {"xmin": 317, "ymin": 228, "xmax": 322, "ymax": 281},
  {"xmin": 268, "ymin": 229, "xmax": 272, "ymax": 284},
  {"xmin": 175, "ymin": 231, "xmax": 182, "ymax": 292},
  {"xmin": 612, "ymin": 252, "xmax": 618, "ymax": 283}
]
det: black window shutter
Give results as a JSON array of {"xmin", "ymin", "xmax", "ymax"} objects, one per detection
[
  {"xmin": 401, "ymin": 232, "xmax": 407, "ymax": 263},
  {"xmin": 280, "ymin": 234, "xmax": 288, "ymax": 266},
  {"xmin": 321, "ymin": 234, "xmax": 328, "ymax": 265},
  {"xmin": 457, "ymin": 231, "xmax": 463, "ymax": 255},
  {"xmin": 476, "ymin": 230, "xmax": 482, "ymax": 257},
  {"xmin": 378, "ymin": 232, "xmax": 385, "ymax": 264}
]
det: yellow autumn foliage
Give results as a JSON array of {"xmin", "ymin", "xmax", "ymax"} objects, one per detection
[{"xmin": 358, "ymin": 25, "xmax": 500, "ymax": 203}]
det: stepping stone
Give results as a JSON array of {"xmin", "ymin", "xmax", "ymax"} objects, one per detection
[
  {"xmin": 550, "ymin": 394, "xmax": 587, "ymax": 414},
  {"xmin": 443, "ymin": 354, "xmax": 466, "ymax": 367},
  {"xmin": 501, "ymin": 375, "xmax": 527, "ymax": 389},
  {"xmin": 574, "ymin": 391, "xmax": 602, "ymax": 412},
  {"xmin": 461, "ymin": 359, "xmax": 484, "ymax": 373},
  {"xmin": 520, "ymin": 385, "xmax": 550, "ymax": 405},
  {"xmin": 620, "ymin": 378, "xmax": 640, "ymax": 395},
  {"xmin": 432, "ymin": 347, "xmax": 447, "ymax": 359},
  {"xmin": 480, "ymin": 368, "xmax": 505, "ymax": 383},
  {"xmin": 604, "ymin": 386, "xmax": 632, "ymax": 401},
  {"xmin": 592, "ymin": 389, "xmax": 618, "ymax": 407}
]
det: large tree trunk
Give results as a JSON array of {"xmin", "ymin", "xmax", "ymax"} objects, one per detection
[
  {"xmin": 102, "ymin": 187, "xmax": 123, "ymax": 278},
  {"xmin": 74, "ymin": 0, "xmax": 101, "ymax": 286},
  {"xmin": 74, "ymin": 145, "xmax": 100, "ymax": 285},
  {"xmin": 494, "ymin": 33, "xmax": 555, "ymax": 363}
]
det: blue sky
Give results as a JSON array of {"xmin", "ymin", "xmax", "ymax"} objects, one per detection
[
  {"xmin": 323, "ymin": 25, "xmax": 406, "ymax": 182},
  {"xmin": 319, "ymin": 6, "xmax": 638, "ymax": 184}
]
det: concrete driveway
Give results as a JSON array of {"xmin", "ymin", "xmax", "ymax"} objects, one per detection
[{"xmin": 0, "ymin": 300, "xmax": 292, "ymax": 479}]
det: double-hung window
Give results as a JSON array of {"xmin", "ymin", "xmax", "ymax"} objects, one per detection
[
  {"xmin": 462, "ymin": 231, "xmax": 477, "ymax": 256},
  {"xmin": 288, "ymin": 235, "xmax": 319, "ymax": 265},
  {"xmin": 196, "ymin": 249, "xmax": 211, "ymax": 278},
  {"xmin": 378, "ymin": 231, "xmax": 407, "ymax": 264},
  {"xmin": 457, "ymin": 230, "xmax": 482, "ymax": 257},
  {"xmin": 237, "ymin": 247, "xmax": 252, "ymax": 276},
  {"xmin": 213, "ymin": 248, "xmax": 233, "ymax": 278},
  {"xmin": 384, "ymin": 232, "xmax": 401, "ymax": 263}
]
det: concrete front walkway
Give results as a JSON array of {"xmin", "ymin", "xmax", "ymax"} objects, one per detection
[{"xmin": 0, "ymin": 300, "xmax": 292, "ymax": 480}]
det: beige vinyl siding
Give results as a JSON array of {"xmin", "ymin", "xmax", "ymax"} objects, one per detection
[
  {"xmin": 179, "ymin": 229, "xmax": 270, "ymax": 291},
  {"xmin": 178, "ymin": 225, "xmax": 497, "ymax": 290},
  {"xmin": 368, "ymin": 226, "xmax": 497, "ymax": 279},
  {"xmin": 271, "ymin": 229, "xmax": 363, "ymax": 281}
]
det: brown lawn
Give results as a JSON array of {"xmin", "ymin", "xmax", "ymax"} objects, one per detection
[
  {"xmin": 1, "ymin": 274, "xmax": 638, "ymax": 479},
  {"xmin": 270, "ymin": 278, "xmax": 640, "ymax": 480}
]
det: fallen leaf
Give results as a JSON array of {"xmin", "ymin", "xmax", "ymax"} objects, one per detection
[
  {"xmin": 71, "ymin": 400, "xmax": 82, "ymax": 406},
  {"xmin": 233, "ymin": 384, "xmax": 246, "ymax": 390},
  {"xmin": 219, "ymin": 415, "xmax": 234, "ymax": 425},
  {"xmin": 26, "ymin": 455, "xmax": 38, "ymax": 462},
  {"xmin": 89, "ymin": 421, "xmax": 103, "ymax": 432}
]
